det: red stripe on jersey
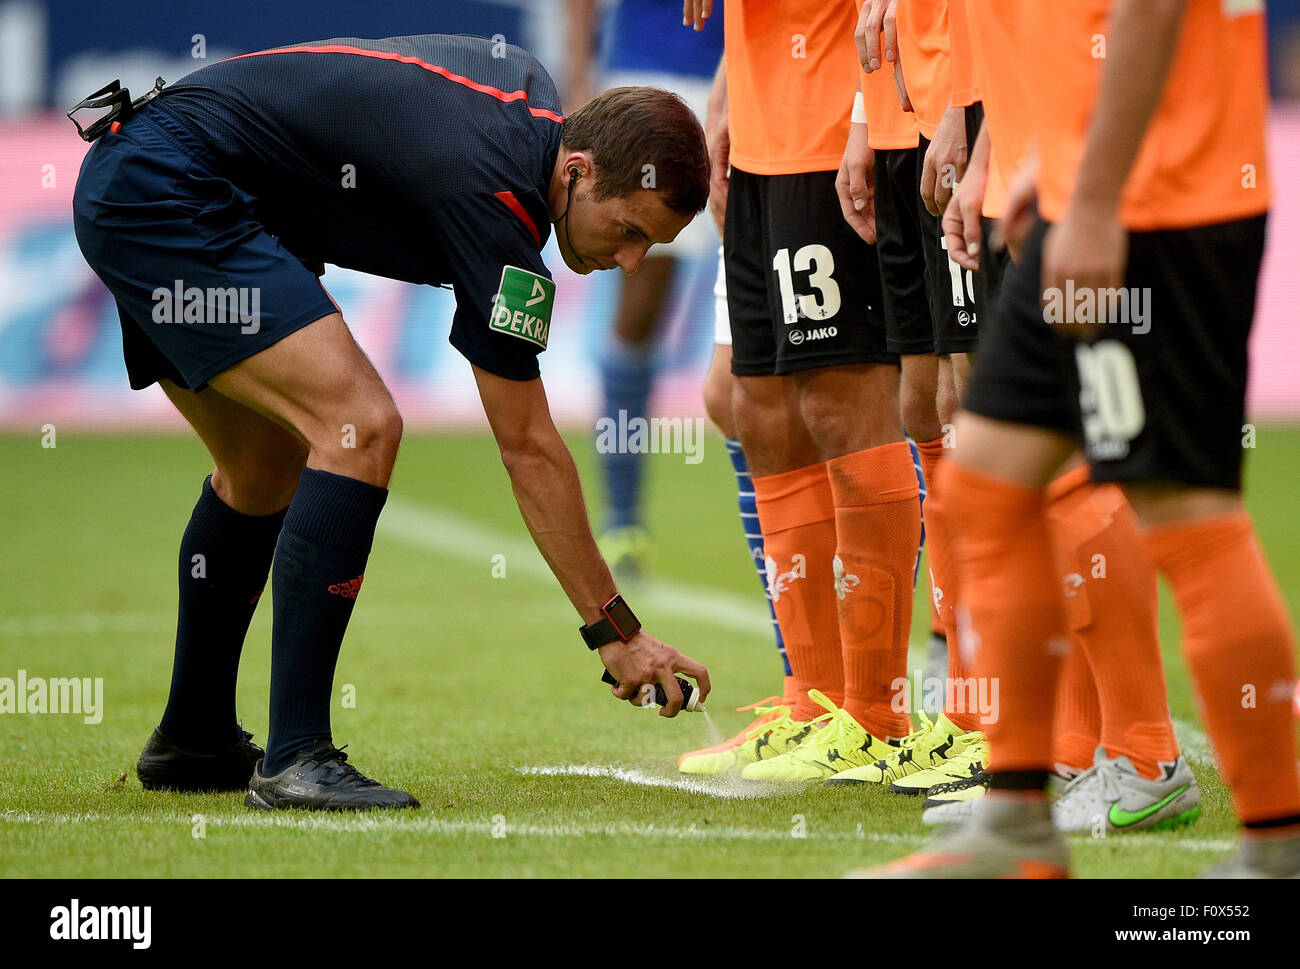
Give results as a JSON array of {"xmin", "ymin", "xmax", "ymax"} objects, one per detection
[
  {"xmin": 226, "ymin": 44, "xmax": 566, "ymax": 123},
  {"xmin": 494, "ymin": 190, "xmax": 541, "ymax": 248}
]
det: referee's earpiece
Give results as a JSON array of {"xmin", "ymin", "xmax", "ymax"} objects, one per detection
[{"xmin": 558, "ymin": 165, "xmax": 585, "ymax": 265}]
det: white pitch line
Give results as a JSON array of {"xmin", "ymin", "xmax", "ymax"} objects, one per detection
[
  {"xmin": 1, "ymin": 493, "xmax": 767, "ymax": 639},
  {"xmin": 0, "ymin": 809, "xmax": 915, "ymax": 843},
  {"xmin": 1172, "ymin": 718, "xmax": 1213, "ymax": 767},
  {"xmin": 0, "ymin": 602, "xmax": 498, "ymax": 639},
  {"xmin": 1085, "ymin": 833, "xmax": 1238, "ymax": 853},
  {"xmin": 516, "ymin": 764, "xmax": 790, "ymax": 800},
  {"xmin": 0, "ymin": 807, "xmax": 1238, "ymax": 852},
  {"xmin": 375, "ymin": 499, "xmax": 1243, "ymax": 786},
  {"xmin": 377, "ymin": 496, "xmax": 772, "ymax": 636},
  {"xmin": 0, "ymin": 612, "xmax": 172, "ymax": 638}
]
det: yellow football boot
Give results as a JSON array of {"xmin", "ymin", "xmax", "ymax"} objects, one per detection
[
  {"xmin": 741, "ymin": 690, "xmax": 896, "ymax": 783},
  {"xmin": 825, "ymin": 711, "xmax": 968, "ymax": 787},
  {"xmin": 886, "ymin": 732, "xmax": 989, "ymax": 795},
  {"xmin": 678, "ymin": 700, "xmax": 822, "ymax": 775}
]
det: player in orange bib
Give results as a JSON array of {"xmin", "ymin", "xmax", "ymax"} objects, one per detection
[
  {"xmin": 855, "ymin": 0, "xmax": 979, "ymax": 686},
  {"xmin": 823, "ymin": 3, "xmax": 991, "ymax": 791},
  {"xmin": 902, "ymin": 0, "xmax": 1195, "ymax": 830},
  {"xmin": 865, "ymin": 0, "xmax": 1299, "ymax": 878},
  {"xmin": 679, "ymin": 0, "xmax": 927, "ymax": 783}
]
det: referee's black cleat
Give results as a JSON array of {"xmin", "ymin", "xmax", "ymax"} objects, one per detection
[
  {"xmin": 137, "ymin": 726, "xmax": 263, "ymax": 792},
  {"xmin": 244, "ymin": 740, "xmax": 420, "ymax": 812}
]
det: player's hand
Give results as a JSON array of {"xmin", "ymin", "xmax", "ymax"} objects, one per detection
[
  {"xmin": 893, "ymin": 61, "xmax": 913, "ymax": 114},
  {"xmin": 921, "ymin": 105, "xmax": 967, "ymax": 217},
  {"xmin": 600, "ymin": 631, "xmax": 711, "ymax": 718},
  {"xmin": 857, "ymin": 0, "xmax": 899, "ymax": 72},
  {"xmin": 992, "ymin": 156, "xmax": 1039, "ymax": 263},
  {"xmin": 1041, "ymin": 202, "xmax": 1128, "ymax": 341},
  {"xmin": 836, "ymin": 122, "xmax": 877, "ymax": 244},
  {"xmin": 683, "ymin": 0, "xmax": 713, "ymax": 31},
  {"xmin": 942, "ymin": 155, "xmax": 985, "ymax": 271},
  {"xmin": 705, "ymin": 100, "xmax": 730, "ymax": 238}
]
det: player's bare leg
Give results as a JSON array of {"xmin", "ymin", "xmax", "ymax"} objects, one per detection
[
  {"xmin": 701, "ymin": 342, "xmax": 736, "ymax": 439},
  {"xmin": 946, "ymin": 413, "xmax": 1075, "ymax": 488},
  {"xmin": 614, "ymin": 256, "xmax": 675, "ymax": 343},
  {"xmin": 900, "ymin": 354, "xmax": 941, "ymax": 443},
  {"xmin": 946, "ymin": 351, "xmax": 975, "ymax": 407},
  {"xmin": 729, "ymin": 373, "xmax": 849, "ymax": 739},
  {"xmin": 200, "ymin": 311, "xmax": 416, "ymax": 810},
  {"xmin": 706, "ymin": 347, "xmax": 793, "ymax": 688},
  {"xmin": 795, "ymin": 364, "xmax": 919, "ymax": 745},
  {"xmin": 676, "ymin": 345, "xmax": 803, "ymax": 775},
  {"xmin": 793, "ymin": 362, "xmax": 903, "ymax": 459},
  {"xmin": 730, "ymin": 374, "xmax": 818, "ymax": 477}
]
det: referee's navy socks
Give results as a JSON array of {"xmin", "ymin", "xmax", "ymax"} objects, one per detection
[
  {"xmin": 261, "ymin": 467, "xmax": 388, "ymax": 776},
  {"xmin": 159, "ymin": 475, "xmax": 285, "ymax": 752}
]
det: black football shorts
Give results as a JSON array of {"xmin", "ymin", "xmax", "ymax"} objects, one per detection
[
  {"xmin": 874, "ymin": 147, "xmax": 933, "ymax": 356},
  {"xmin": 964, "ymin": 212, "xmax": 1267, "ymax": 490},
  {"xmin": 725, "ymin": 167, "xmax": 895, "ymax": 376}
]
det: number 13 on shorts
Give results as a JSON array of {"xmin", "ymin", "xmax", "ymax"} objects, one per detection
[{"xmin": 773, "ymin": 245, "xmax": 841, "ymax": 324}]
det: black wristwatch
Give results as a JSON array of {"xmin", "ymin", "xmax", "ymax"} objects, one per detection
[{"xmin": 579, "ymin": 594, "xmax": 641, "ymax": 650}]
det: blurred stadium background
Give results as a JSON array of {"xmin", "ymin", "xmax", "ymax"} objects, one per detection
[
  {"xmin": 2, "ymin": 1, "xmax": 1299, "ymax": 882},
  {"xmin": 1, "ymin": 0, "xmax": 1298, "ymax": 431},
  {"xmin": 0, "ymin": 0, "xmax": 723, "ymax": 430}
]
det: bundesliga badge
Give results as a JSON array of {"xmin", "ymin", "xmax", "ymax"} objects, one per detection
[{"xmin": 490, "ymin": 266, "xmax": 555, "ymax": 350}]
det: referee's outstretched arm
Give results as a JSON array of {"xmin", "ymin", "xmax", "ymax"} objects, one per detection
[{"xmin": 471, "ymin": 364, "xmax": 711, "ymax": 717}]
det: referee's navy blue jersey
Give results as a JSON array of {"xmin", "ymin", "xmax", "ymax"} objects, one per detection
[{"xmin": 154, "ymin": 34, "xmax": 565, "ymax": 380}]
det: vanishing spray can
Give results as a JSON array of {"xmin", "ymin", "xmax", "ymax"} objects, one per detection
[{"xmin": 600, "ymin": 670, "xmax": 704, "ymax": 712}]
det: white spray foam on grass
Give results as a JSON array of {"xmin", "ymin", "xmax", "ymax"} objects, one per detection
[{"xmin": 516, "ymin": 763, "xmax": 787, "ymax": 800}]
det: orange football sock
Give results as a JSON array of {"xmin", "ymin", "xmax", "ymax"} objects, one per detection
[
  {"xmin": 916, "ymin": 437, "xmax": 953, "ymax": 635},
  {"xmin": 826, "ymin": 442, "xmax": 921, "ymax": 740},
  {"xmin": 939, "ymin": 460, "xmax": 1066, "ymax": 773},
  {"xmin": 781, "ymin": 674, "xmax": 798, "ymax": 709},
  {"xmin": 1052, "ymin": 630, "xmax": 1102, "ymax": 776},
  {"xmin": 1047, "ymin": 469, "xmax": 1104, "ymax": 775},
  {"xmin": 1145, "ymin": 512, "xmax": 1300, "ymax": 825},
  {"xmin": 752, "ymin": 463, "xmax": 844, "ymax": 722},
  {"xmin": 1046, "ymin": 469, "xmax": 1178, "ymax": 780},
  {"xmin": 918, "ymin": 437, "xmax": 980, "ymax": 732}
]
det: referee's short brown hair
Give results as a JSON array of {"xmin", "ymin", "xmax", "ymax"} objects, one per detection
[{"xmin": 561, "ymin": 87, "xmax": 710, "ymax": 216}]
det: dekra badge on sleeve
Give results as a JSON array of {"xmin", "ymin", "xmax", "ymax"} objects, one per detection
[{"xmin": 490, "ymin": 266, "xmax": 555, "ymax": 350}]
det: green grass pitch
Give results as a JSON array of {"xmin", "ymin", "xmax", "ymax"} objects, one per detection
[{"xmin": 1, "ymin": 427, "xmax": 1297, "ymax": 877}]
